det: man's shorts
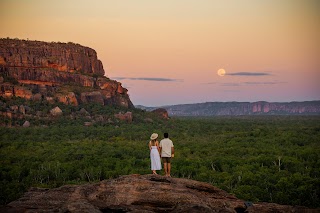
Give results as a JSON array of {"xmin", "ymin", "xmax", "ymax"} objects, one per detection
[{"xmin": 162, "ymin": 157, "xmax": 171, "ymax": 163}]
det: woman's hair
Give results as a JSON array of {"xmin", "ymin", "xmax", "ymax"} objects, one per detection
[{"xmin": 151, "ymin": 139, "xmax": 157, "ymax": 146}]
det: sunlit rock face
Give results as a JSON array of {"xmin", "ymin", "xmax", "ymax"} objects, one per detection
[
  {"xmin": 0, "ymin": 38, "xmax": 134, "ymax": 108},
  {"xmin": 0, "ymin": 38, "xmax": 104, "ymax": 76},
  {"xmin": 3, "ymin": 174, "xmax": 316, "ymax": 213}
]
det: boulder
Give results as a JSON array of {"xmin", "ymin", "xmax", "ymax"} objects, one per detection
[
  {"xmin": 114, "ymin": 111, "xmax": 133, "ymax": 123},
  {"xmin": 84, "ymin": 122, "xmax": 92, "ymax": 126},
  {"xmin": 22, "ymin": 121, "xmax": 30, "ymax": 127},
  {"xmin": 36, "ymin": 111, "xmax": 43, "ymax": 117},
  {"xmin": 0, "ymin": 83, "xmax": 14, "ymax": 98},
  {"xmin": 144, "ymin": 118, "xmax": 154, "ymax": 123},
  {"xmin": 56, "ymin": 92, "xmax": 79, "ymax": 106},
  {"xmin": 81, "ymin": 91, "xmax": 104, "ymax": 105},
  {"xmin": 107, "ymin": 118, "xmax": 114, "ymax": 124},
  {"xmin": 32, "ymin": 93, "xmax": 42, "ymax": 101},
  {"xmin": 14, "ymin": 86, "xmax": 33, "ymax": 100},
  {"xmin": 95, "ymin": 115, "xmax": 105, "ymax": 122},
  {"xmin": 10, "ymin": 105, "xmax": 19, "ymax": 113},
  {"xmin": 24, "ymin": 106, "xmax": 32, "ymax": 114},
  {"xmin": 46, "ymin": 96, "xmax": 55, "ymax": 103},
  {"xmin": 3, "ymin": 111, "xmax": 12, "ymax": 118},
  {"xmin": 4, "ymin": 174, "xmax": 318, "ymax": 213},
  {"xmin": 79, "ymin": 108, "xmax": 90, "ymax": 115},
  {"xmin": 50, "ymin": 106, "xmax": 63, "ymax": 116},
  {"xmin": 19, "ymin": 105, "xmax": 26, "ymax": 114}
]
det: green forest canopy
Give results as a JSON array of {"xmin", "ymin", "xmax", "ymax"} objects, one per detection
[{"xmin": 0, "ymin": 115, "xmax": 319, "ymax": 208}]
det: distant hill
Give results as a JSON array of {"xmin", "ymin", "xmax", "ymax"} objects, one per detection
[{"xmin": 136, "ymin": 101, "xmax": 320, "ymax": 116}]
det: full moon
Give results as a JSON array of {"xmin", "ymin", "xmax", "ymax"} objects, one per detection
[{"xmin": 217, "ymin": 69, "xmax": 226, "ymax": 77}]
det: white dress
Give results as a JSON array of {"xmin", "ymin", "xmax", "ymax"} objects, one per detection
[{"xmin": 150, "ymin": 146, "xmax": 162, "ymax": 170}]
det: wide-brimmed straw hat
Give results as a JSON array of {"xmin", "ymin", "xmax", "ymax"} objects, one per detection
[{"xmin": 150, "ymin": 133, "xmax": 158, "ymax": 140}]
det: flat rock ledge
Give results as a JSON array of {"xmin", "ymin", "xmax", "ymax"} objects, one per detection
[{"xmin": 1, "ymin": 174, "xmax": 318, "ymax": 213}]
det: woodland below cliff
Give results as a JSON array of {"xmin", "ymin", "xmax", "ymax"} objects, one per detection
[{"xmin": 1, "ymin": 115, "xmax": 319, "ymax": 209}]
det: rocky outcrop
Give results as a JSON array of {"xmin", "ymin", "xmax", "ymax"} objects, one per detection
[
  {"xmin": 0, "ymin": 38, "xmax": 133, "ymax": 108},
  {"xmin": 3, "ymin": 174, "xmax": 317, "ymax": 213},
  {"xmin": 50, "ymin": 106, "xmax": 63, "ymax": 116},
  {"xmin": 80, "ymin": 91, "xmax": 105, "ymax": 105},
  {"xmin": 152, "ymin": 108, "xmax": 169, "ymax": 119},
  {"xmin": 154, "ymin": 101, "xmax": 320, "ymax": 116},
  {"xmin": 79, "ymin": 108, "xmax": 90, "ymax": 115},
  {"xmin": 55, "ymin": 92, "xmax": 78, "ymax": 105},
  {"xmin": 114, "ymin": 111, "xmax": 133, "ymax": 122},
  {"xmin": 22, "ymin": 120, "xmax": 30, "ymax": 127},
  {"xmin": 0, "ymin": 38, "xmax": 104, "ymax": 76}
]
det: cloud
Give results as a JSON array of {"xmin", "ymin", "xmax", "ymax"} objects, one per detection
[
  {"xmin": 223, "ymin": 89, "xmax": 240, "ymax": 92},
  {"xmin": 113, "ymin": 77, "xmax": 183, "ymax": 82},
  {"xmin": 227, "ymin": 72, "xmax": 271, "ymax": 76},
  {"xmin": 203, "ymin": 82, "xmax": 217, "ymax": 85},
  {"xmin": 244, "ymin": 81, "xmax": 287, "ymax": 85},
  {"xmin": 221, "ymin": 83, "xmax": 241, "ymax": 86},
  {"xmin": 204, "ymin": 81, "xmax": 287, "ymax": 87}
]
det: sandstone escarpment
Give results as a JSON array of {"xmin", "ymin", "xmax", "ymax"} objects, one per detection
[
  {"xmin": 0, "ymin": 38, "xmax": 133, "ymax": 108},
  {"xmin": 3, "ymin": 174, "xmax": 317, "ymax": 213},
  {"xmin": 160, "ymin": 101, "xmax": 320, "ymax": 116},
  {"xmin": 0, "ymin": 38, "xmax": 104, "ymax": 76}
]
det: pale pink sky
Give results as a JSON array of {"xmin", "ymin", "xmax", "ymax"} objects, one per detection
[{"xmin": 1, "ymin": 0, "xmax": 319, "ymax": 106}]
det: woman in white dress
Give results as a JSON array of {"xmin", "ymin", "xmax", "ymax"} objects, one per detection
[{"xmin": 149, "ymin": 133, "xmax": 162, "ymax": 175}]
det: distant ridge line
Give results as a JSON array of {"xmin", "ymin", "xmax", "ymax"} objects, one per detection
[{"xmin": 136, "ymin": 101, "xmax": 320, "ymax": 116}]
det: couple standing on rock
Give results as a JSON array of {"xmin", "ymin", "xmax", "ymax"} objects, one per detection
[{"xmin": 148, "ymin": 132, "xmax": 174, "ymax": 177}]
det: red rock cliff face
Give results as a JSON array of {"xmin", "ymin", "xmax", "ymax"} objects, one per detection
[
  {"xmin": 0, "ymin": 38, "xmax": 133, "ymax": 108},
  {"xmin": 0, "ymin": 38, "xmax": 104, "ymax": 75}
]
